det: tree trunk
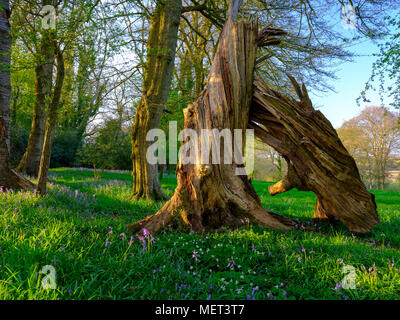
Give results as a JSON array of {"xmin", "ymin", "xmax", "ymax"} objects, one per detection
[
  {"xmin": 36, "ymin": 44, "xmax": 65, "ymax": 195},
  {"xmin": 0, "ymin": 0, "xmax": 34, "ymax": 191},
  {"xmin": 128, "ymin": 4, "xmax": 297, "ymax": 235},
  {"xmin": 249, "ymin": 76, "xmax": 379, "ymax": 233},
  {"xmin": 16, "ymin": 29, "xmax": 54, "ymax": 176},
  {"xmin": 131, "ymin": 0, "xmax": 182, "ymax": 200}
]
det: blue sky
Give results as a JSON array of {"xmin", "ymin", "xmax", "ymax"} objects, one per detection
[
  {"xmin": 310, "ymin": 40, "xmax": 387, "ymax": 128},
  {"xmin": 309, "ymin": 12, "xmax": 396, "ymax": 129}
]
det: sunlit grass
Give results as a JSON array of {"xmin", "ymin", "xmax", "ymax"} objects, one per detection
[{"xmin": 0, "ymin": 168, "xmax": 399, "ymax": 300}]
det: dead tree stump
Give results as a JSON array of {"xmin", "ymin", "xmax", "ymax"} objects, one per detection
[
  {"xmin": 127, "ymin": 10, "xmax": 296, "ymax": 235},
  {"xmin": 127, "ymin": 1, "xmax": 379, "ymax": 236}
]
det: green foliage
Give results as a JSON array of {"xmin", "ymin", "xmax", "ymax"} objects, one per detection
[
  {"xmin": 9, "ymin": 124, "xmax": 29, "ymax": 167},
  {"xmin": 159, "ymin": 89, "xmax": 187, "ymax": 164},
  {"xmin": 0, "ymin": 169, "xmax": 400, "ymax": 299},
  {"xmin": 8, "ymin": 126, "xmax": 84, "ymax": 169},
  {"xmin": 51, "ymin": 130, "xmax": 82, "ymax": 168},
  {"xmin": 79, "ymin": 119, "xmax": 132, "ymax": 176},
  {"xmin": 361, "ymin": 15, "xmax": 400, "ymax": 109},
  {"xmin": 10, "ymin": 45, "xmax": 36, "ymax": 131}
]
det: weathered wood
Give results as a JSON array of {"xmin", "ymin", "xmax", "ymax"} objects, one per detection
[
  {"xmin": 249, "ymin": 77, "xmax": 379, "ymax": 233},
  {"xmin": 268, "ymin": 162, "xmax": 303, "ymax": 196},
  {"xmin": 128, "ymin": 12, "xmax": 297, "ymax": 235}
]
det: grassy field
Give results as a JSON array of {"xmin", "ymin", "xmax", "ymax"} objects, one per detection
[{"xmin": 1, "ymin": 168, "xmax": 400, "ymax": 300}]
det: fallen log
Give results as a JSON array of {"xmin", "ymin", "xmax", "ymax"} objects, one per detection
[{"xmin": 249, "ymin": 77, "xmax": 379, "ymax": 233}]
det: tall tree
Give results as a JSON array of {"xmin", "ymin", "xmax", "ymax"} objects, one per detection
[
  {"xmin": 56, "ymin": 14, "xmax": 110, "ymax": 165},
  {"xmin": 36, "ymin": 43, "xmax": 65, "ymax": 194},
  {"xmin": 0, "ymin": 0, "xmax": 33, "ymax": 190},
  {"xmin": 13, "ymin": 0, "xmax": 104, "ymax": 176},
  {"xmin": 14, "ymin": 0, "xmax": 55, "ymax": 176},
  {"xmin": 131, "ymin": 0, "xmax": 182, "ymax": 200},
  {"xmin": 34, "ymin": 0, "xmax": 103, "ymax": 195}
]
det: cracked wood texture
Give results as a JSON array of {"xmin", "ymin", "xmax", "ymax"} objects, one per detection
[
  {"xmin": 128, "ymin": 14, "xmax": 296, "ymax": 235},
  {"xmin": 249, "ymin": 77, "xmax": 379, "ymax": 233}
]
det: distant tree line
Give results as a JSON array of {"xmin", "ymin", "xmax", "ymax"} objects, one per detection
[{"xmin": 338, "ymin": 106, "xmax": 400, "ymax": 190}]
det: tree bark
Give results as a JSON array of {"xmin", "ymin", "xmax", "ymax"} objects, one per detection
[
  {"xmin": 0, "ymin": 0, "xmax": 34, "ymax": 191},
  {"xmin": 16, "ymin": 25, "xmax": 54, "ymax": 176},
  {"xmin": 128, "ymin": 5, "xmax": 296, "ymax": 235},
  {"xmin": 36, "ymin": 44, "xmax": 65, "ymax": 195},
  {"xmin": 249, "ymin": 76, "xmax": 379, "ymax": 233},
  {"xmin": 131, "ymin": 0, "xmax": 182, "ymax": 200}
]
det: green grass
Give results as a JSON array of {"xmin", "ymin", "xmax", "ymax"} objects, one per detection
[{"xmin": 1, "ymin": 168, "xmax": 400, "ymax": 300}]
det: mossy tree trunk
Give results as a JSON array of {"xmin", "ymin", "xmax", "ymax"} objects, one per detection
[
  {"xmin": 0, "ymin": 0, "xmax": 34, "ymax": 191},
  {"xmin": 131, "ymin": 0, "xmax": 182, "ymax": 200}
]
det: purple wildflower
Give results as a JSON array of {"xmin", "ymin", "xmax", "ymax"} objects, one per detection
[
  {"xmin": 251, "ymin": 286, "xmax": 259, "ymax": 296},
  {"xmin": 142, "ymin": 228, "xmax": 155, "ymax": 243},
  {"xmin": 105, "ymin": 239, "xmax": 112, "ymax": 248},
  {"xmin": 227, "ymin": 257, "xmax": 235, "ymax": 269},
  {"xmin": 192, "ymin": 251, "xmax": 200, "ymax": 262},
  {"xmin": 138, "ymin": 228, "xmax": 155, "ymax": 252}
]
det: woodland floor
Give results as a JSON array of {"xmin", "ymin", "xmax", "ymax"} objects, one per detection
[{"xmin": 1, "ymin": 168, "xmax": 400, "ymax": 300}]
